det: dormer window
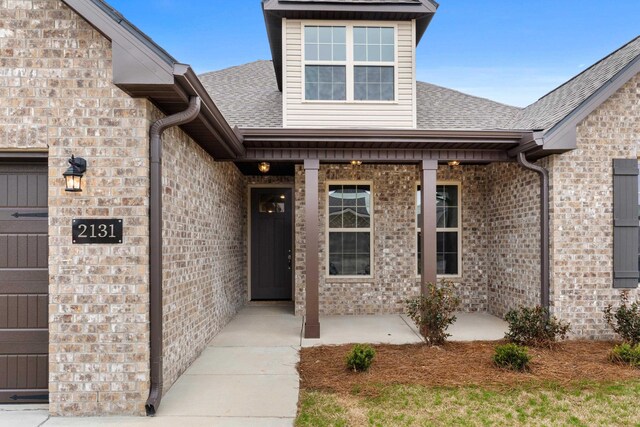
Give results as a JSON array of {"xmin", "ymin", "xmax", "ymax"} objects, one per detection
[
  {"xmin": 354, "ymin": 27, "xmax": 395, "ymax": 101},
  {"xmin": 303, "ymin": 24, "xmax": 396, "ymax": 102},
  {"xmin": 304, "ymin": 26, "xmax": 347, "ymax": 100}
]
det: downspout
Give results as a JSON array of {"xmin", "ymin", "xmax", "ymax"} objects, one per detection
[
  {"xmin": 146, "ymin": 96, "xmax": 201, "ymax": 416},
  {"xmin": 516, "ymin": 152, "xmax": 550, "ymax": 312}
]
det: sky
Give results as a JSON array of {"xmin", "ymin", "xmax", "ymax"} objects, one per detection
[{"xmin": 106, "ymin": 0, "xmax": 640, "ymax": 107}]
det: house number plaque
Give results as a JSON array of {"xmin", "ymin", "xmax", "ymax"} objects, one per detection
[{"xmin": 72, "ymin": 219, "xmax": 123, "ymax": 244}]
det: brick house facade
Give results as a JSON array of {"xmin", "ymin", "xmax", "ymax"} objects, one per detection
[{"xmin": 0, "ymin": 0, "xmax": 638, "ymax": 417}]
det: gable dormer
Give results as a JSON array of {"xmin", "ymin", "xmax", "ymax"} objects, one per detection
[{"xmin": 263, "ymin": 0, "xmax": 438, "ymax": 129}]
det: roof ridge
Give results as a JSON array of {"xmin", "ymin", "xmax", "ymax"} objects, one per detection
[{"xmin": 528, "ymin": 34, "xmax": 640, "ymax": 106}]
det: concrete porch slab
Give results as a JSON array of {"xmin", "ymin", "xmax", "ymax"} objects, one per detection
[
  {"xmin": 448, "ymin": 312, "xmax": 508, "ymax": 341},
  {"xmin": 301, "ymin": 315, "xmax": 423, "ymax": 347}
]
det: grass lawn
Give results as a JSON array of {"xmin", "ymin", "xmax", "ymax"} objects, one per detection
[
  {"xmin": 296, "ymin": 342, "xmax": 640, "ymax": 426},
  {"xmin": 297, "ymin": 381, "xmax": 640, "ymax": 426}
]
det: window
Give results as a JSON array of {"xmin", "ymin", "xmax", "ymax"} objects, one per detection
[
  {"xmin": 328, "ymin": 184, "xmax": 372, "ymax": 276},
  {"xmin": 417, "ymin": 183, "xmax": 461, "ymax": 276},
  {"xmin": 304, "ymin": 26, "xmax": 347, "ymax": 101},
  {"xmin": 353, "ymin": 27, "xmax": 395, "ymax": 101},
  {"xmin": 303, "ymin": 24, "xmax": 395, "ymax": 102}
]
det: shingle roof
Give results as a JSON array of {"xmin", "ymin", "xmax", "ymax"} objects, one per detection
[
  {"xmin": 416, "ymin": 82, "xmax": 520, "ymax": 130},
  {"xmin": 199, "ymin": 60, "xmax": 520, "ymax": 130},
  {"xmin": 199, "ymin": 61, "xmax": 283, "ymax": 129},
  {"xmin": 508, "ymin": 35, "xmax": 640, "ymax": 131},
  {"xmin": 199, "ymin": 35, "xmax": 640, "ymax": 132}
]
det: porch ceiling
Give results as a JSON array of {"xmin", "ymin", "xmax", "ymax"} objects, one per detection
[{"xmin": 238, "ymin": 128, "xmax": 534, "ymax": 163}]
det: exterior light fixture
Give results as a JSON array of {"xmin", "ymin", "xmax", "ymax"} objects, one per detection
[
  {"xmin": 448, "ymin": 160, "xmax": 461, "ymax": 168},
  {"xmin": 258, "ymin": 162, "xmax": 270, "ymax": 174},
  {"xmin": 350, "ymin": 160, "xmax": 363, "ymax": 166},
  {"xmin": 63, "ymin": 155, "xmax": 87, "ymax": 192}
]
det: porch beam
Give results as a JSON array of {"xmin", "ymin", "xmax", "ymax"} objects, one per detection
[
  {"xmin": 304, "ymin": 159, "xmax": 321, "ymax": 339},
  {"xmin": 242, "ymin": 149, "xmax": 511, "ymax": 163},
  {"xmin": 420, "ymin": 160, "xmax": 438, "ymax": 294}
]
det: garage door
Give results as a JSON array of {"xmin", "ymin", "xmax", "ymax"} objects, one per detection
[{"xmin": 0, "ymin": 163, "xmax": 48, "ymax": 403}]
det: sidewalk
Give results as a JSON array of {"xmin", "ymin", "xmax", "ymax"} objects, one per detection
[{"xmin": 0, "ymin": 306, "xmax": 506, "ymax": 426}]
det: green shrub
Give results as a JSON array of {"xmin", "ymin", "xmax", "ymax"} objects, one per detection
[
  {"xmin": 610, "ymin": 343, "xmax": 640, "ymax": 368},
  {"xmin": 346, "ymin": 344, "xmax": 376, "ymax": 372},
  {"xmin": 405, "ymin": 281, "xmax": 460, "ymax": 345},
  {"xmin": 493, "ymin": 343, "xmax": 531, "ymax": 371},
  {"xmin": 604, "ymin": 291, "xmax": 640, "ymax": 346},
  {"xmin": 504, "ymin": 306, "xmax": 570, "ymax": 347}
]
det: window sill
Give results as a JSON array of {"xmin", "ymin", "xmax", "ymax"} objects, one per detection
[
  {"xmin": 416, "ymin": 275, "xmax": 463, "ymax": 281},
  {"xmin": 326, "ymin": 276, "xmax": 374, "ymax": 281},
  {"xmin": 301, "ymin": 100, "xmax": 399, "ymax": 105}
]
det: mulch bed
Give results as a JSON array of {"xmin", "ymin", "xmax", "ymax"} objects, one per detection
[{"xmin": 299, "ymin": 341, "xmax": 640, "ymax": 395}]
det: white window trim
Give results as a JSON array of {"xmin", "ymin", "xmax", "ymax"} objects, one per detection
[
  {"xmin": 326, "ymin": 180, "xmax": 374, "ymax": 279},
  {"xmin": 416, "ymin": 181, "xmax": 463, "ymax": 279},
  {"xmin": 301, "ymin": 20, "xmax": 399, "ymax": 104}
]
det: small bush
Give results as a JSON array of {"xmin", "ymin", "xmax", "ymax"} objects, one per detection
[
  {"xmin": 504, "ymin": 306, "xmax": 570, "ymax": 347},
  {"xmin": 604, "ymin": 291, "xmax": 640, "ymax": 346},
  {"xmin": 346, "ymin": 344, "xmax": 376, "ymax": 372},
  {"xmin": 405, "ymin": 281, "xmax": 460, "ymax": 345},
  {"xmin": 610, "ymin": 343, "xmax": 640, "ymax": 368},
  {"xmin": 493, "ymin": 343, "xmax": 531, "ymax": 371}
]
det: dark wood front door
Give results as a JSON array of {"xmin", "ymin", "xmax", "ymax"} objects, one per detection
[
  {"xmin": 0, "ymin": 163, "xmax": 49, "ymax": 404},
  {"xmin": 251, "ymin": 188, "xmax": 293, "ymax": 300}
]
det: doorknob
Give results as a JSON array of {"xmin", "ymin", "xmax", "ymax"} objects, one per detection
[{"xmin": 288, "ymin": 250, "xmax": 292, "ymax": 270}]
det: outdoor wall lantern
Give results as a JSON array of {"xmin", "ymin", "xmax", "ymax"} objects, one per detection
[
  {"xmin": 448, "ymin": 160, "xmax": 461, "ymax": 168},
  {"xmin": 63, "ymin": 155, "xmax": 87, "ymax": 192},
  {"xmin": 350, "ymin": 160, "xmax": 363, "ymax": 166},
  {"xmin": 258, "ymin": 162, "xmax": 270, "ymax": 174}
]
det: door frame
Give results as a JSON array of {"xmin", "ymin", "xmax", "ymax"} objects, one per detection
[{"xmin": 247, "ymin": 184, "xmax": 295, "ymax": 302}]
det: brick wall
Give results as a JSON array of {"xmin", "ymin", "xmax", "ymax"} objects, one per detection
[
  {"xmin": 0, "ymin": 0, "xmax": 151, "ymax": 415},
  {"xmin": 485, "ymin": 162, "xmax": 541, "ymax": 317},
  {"xmin": 160, "ymin": 109, "xmax": 247, "ymax": 392},
  {"xmin": 550, "ymin": 73, "xmax": 640, "ymax": 338},
  {"xmin": 294, "ymin": 164, "xmax": 490, "ymax": 315}
]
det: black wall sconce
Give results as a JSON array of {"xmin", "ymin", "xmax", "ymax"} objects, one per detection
[{"xmin": 63, "ymin": 155, "xmax": 87, "ymax": 192}]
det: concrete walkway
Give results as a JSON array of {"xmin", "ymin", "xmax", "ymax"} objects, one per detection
[{"xmin": 0, "ymin": 306, "xmax": 507, "ymax": 426}]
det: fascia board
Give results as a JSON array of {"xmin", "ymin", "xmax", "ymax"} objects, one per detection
[
  {"xmin": 543, "ymin": 54, "xmax": 640, "ymax": 151},
  {"xmin": 62, "ymin": 0, "xmax": 174, "ymax": 86}
]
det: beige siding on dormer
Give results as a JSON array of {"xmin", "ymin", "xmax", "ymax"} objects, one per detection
[{"xmin": 283, "ymin": 19, "xmax": 416, "ymax": 129}]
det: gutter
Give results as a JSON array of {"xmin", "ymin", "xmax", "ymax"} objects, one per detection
[
  {"xmin": 146, "ymin": 96, "xmax": 202, "ymax": 416},
  {"xmin": 515, "ymin": 151, "xmax": 550, "ymax": 312}
]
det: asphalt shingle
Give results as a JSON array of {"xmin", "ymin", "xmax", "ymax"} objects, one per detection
[
  {"xmin": 508, "ymin": 36, "xmax": 640, "ymax": 131},
  {"xmin": 200, "ymin": 61, "xmax": 520, "ymax": 130},
  {"xmin": 199, "ymin": 35, "xmax": 640, "ymax": 132},
  {"xmin": 199, "ymin": 61, "xmax": 283, "ymax": 129}
]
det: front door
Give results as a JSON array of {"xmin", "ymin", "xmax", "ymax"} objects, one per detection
[
  {"xmin": 251, "ymin": 188, "xmax": 293, "ymax": 300},
  {"xmin": 0, "ymin": 163, "xmax": 49, "ymax": 403}
]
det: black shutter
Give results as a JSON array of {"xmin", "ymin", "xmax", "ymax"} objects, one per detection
[{"xmin": 613, "ymin": 159, "xmax": 639, "ymax": 288}]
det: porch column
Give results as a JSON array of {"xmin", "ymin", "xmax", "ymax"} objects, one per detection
[
  {"xmin": 420, "ymin": 160, "xmax": 438, "ymax": 294},
  {"xmin": 304, "ymin": 159, "xmax": 320, "ymax": 338}
]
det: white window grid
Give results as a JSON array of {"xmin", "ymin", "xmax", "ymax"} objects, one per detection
[
  {"xmin": 301, "ymin": 21, "xmax": 398, "ymax": 103},
  {"xmin": 416, "ymin": 181, "xmax": 462, "ymax": 278},
  {"xmin": 326, "ymin": 181, "xmax": 374, "ymax": 278}
]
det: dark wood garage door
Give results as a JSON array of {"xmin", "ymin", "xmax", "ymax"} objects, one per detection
[{"xmin": 0, "ymin": 163, "xmax": 48, "ymax": 403}]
